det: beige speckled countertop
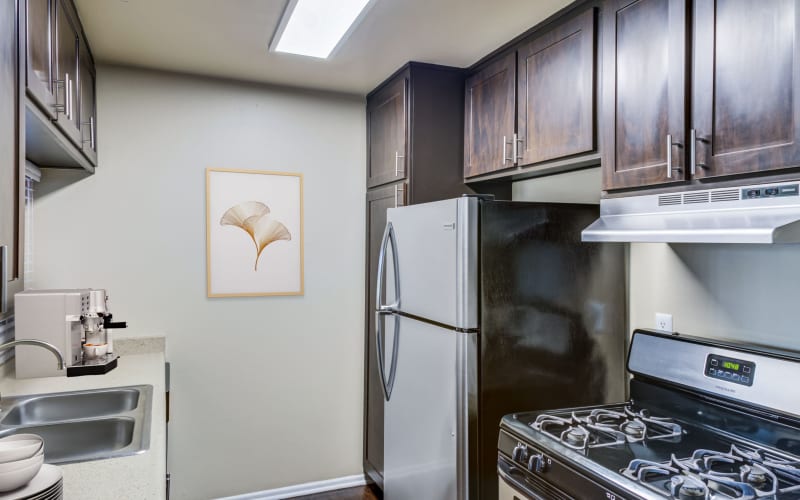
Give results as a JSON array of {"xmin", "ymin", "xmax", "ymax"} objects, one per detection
[{"xmin": 0, "ymin": 336, "xmax": 167, "ymax": 500}]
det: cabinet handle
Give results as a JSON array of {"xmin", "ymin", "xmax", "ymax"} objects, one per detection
[
  {"xmin": 66, "ymin": 74, "xmax": 73, "ymax": 120},
  {"xmin": 394, "ymin": 184, "xmax": 405, "ymax": 208},
  {"xmin": 666, "ymin": 134, "xmax": 683, "ymax": 179},
  {"xmin": 53, "ymin": 79, "xmax": 66, "ymax": 113},
  {"xmin": 394, "ymin": 151, "xmax": 405, "ymax": 176},
  {"xmin": 514, "ymin": 133, "xmax": 523, "ymax": 163},
  {"xmin": 66, "ymin": 75, "xmax": 71, "ymax": 119},
  {"xmin": 690, "ymin": 129, "xmax": 709, "ymax": 175},
  {"xmin": 82, "ymin": 116, "xmax": 96, "ymax": 150},
  {"xmin": 502, "ymin": 135, "xmax": 514, "ymax": 166},
  {"xmin": 0, "ymin": 245, "xmax": 7, "ymax": 315},
  {"xmin": 91, "ymin": 117, "xmax": 96, "ymax": 150}
]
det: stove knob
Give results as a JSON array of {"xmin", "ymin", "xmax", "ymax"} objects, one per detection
[
  {"xmin": 512, "ymin": 443, "xmax": 528, "ymax": 463},
  {"xmin": 528, "ymin": 453, "xmax": 547, "ymax": 474}
]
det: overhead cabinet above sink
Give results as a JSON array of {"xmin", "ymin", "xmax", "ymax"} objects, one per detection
[{"xmin": 23, "ymin": 0, "xmax": 97, "ymax": 172}]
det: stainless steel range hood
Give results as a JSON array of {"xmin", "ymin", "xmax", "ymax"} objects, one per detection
[{"xmin": 582, "ymin": 181, "xmax": 800, "ymax": 243}]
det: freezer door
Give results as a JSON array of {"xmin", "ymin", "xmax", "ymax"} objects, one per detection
[
  {"xmin": 385, "ymin": 197, "xmax": 478, "ymax": 329},
  {"xmin": 384, "ymin": 315, "xmax": 459, "ymax": 500}
]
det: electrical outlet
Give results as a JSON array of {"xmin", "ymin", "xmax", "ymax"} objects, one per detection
[{"xmin": 655, "ymin": 313, "xmax": 673, "ymax": 332}]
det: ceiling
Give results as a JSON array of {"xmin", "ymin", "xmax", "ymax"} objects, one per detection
[{"xmin": 73, "ymin": 0, "xmax": 573, "ymax": 96}]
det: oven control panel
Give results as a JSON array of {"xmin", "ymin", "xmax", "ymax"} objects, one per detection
[{"xmin": 705, "ymin": 354, "xmax": 755, "ymax": 386}]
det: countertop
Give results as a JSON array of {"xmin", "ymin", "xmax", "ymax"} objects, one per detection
[{"xmin": 0, "ymin": 336, "xmax": 167, "ymax": 500}]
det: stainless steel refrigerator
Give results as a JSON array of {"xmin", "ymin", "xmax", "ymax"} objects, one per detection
[{"xmin": 374, "ymin": 196, "xmax": 626, "ymax": 500}]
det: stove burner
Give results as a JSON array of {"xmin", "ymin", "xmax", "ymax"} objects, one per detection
[
  {"xmin": 621, "ymin": 419, "xmax": 646, "ymax": 439},
  {"xmin": 670, "ymin": 476, "xmax": 707, "ymax": 500},
  {"xmin": 563, "ymin": 426, "xmax": 589, "ymax": 447}
]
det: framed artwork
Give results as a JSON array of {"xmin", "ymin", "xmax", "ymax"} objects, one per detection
[{"xmin": 206, "ymin": 168, "xmax": 304, "ymax": 297}]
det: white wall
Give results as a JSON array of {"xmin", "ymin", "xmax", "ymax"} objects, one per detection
[
  {"xmin": 514, "ymin": 168, "xmax": 800, "ymax": 352},
  {"xmin": 31, "ymin": 66, "xmax": 366, "ymax": 499},
  {"xmin": 629, "ymin": 243, "xmax": 800, "ymax": 351}
]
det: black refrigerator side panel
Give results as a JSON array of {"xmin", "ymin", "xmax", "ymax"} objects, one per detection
[{"xmin": 477, "ymin": 201, "xmax": 627, "ymax": 500}]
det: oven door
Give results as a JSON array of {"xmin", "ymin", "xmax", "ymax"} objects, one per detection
[
  {"xmin": 499, "ymin": 471, "xmax": 537, "ymax": 500},
  {"xmin": 498, "ymin": 456, "xmax": 557, "ymax": 500}
]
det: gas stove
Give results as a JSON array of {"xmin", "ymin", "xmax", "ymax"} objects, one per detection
[{"xmin": 498, "ymin": 330, "xmax": 800, "ymax": 500}]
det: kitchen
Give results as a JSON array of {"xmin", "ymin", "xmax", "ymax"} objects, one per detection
[{"xmin": 0, "ymin": 0, "xmax": 799, "ymax": 499}]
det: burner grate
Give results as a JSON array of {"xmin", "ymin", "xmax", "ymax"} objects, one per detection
[
  {"xmin": 531, "ymin": 405, "xmax": 682, "ymax": 451},
  {"xmin": 620, "ymin": 444, "xmax": 800, "ymax": 499}
]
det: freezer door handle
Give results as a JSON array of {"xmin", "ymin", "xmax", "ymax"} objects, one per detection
[
  {"xmin": 375, "ymin": 222, "xmax": 401, "ymax": 401},
  {"xmin": 375, "ymin": 222, "xmax": 400, "ymax": 312}
]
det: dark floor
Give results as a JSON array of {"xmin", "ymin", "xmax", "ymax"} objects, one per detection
[{"xmin": 293, "ymin": 484, "xmax": 381, "ymax": 500}]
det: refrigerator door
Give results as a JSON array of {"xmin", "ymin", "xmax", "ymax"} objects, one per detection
[
  {"xmin": 384, "ymin": 314, "xmax": 460, "ymax": 500},
  {"xmin": 385, "ymin": 197, "xmax": 478, "ymax": 330}
]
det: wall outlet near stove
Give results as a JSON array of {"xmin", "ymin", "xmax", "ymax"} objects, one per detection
[{"xmin": 655, "ymin": 312, "xmax": 674, "ymax": 332}]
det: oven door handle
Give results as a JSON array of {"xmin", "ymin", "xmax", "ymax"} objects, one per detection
[{"xmin": 497, "ymin": 457, "xmax": 546, "ymax": 500}]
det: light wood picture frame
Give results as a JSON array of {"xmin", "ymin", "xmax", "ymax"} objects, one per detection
[{"xmin": 206, "ymin": 168, "xmax": 304, "ymax": 297}]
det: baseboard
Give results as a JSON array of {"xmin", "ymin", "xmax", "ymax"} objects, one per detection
[{"xmin": 217, "ymin": 474, "xmax": 368, "ymax": 500}]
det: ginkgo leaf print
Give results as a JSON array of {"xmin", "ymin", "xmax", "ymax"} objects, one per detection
[{"xmin": 220, "ymin": 201, "xmax": 292, "ymax": 271}]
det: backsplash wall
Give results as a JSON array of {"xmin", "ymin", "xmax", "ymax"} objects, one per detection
[
  {"xmin": 31, "ymin": 66, "xmax": 366, "ymax": 499},
  {"xmin": 513, "ymin": 169, "xmax": 800, "ymax": 352}
]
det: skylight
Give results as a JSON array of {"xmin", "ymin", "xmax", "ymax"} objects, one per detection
[{"xmin": 271, "ymin": 0, "xmax": 372, "ymax": 59}]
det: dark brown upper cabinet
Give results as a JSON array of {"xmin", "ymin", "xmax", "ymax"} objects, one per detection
[
  {"xmin": 79, "ymin": 38, "xmax": 96, "ymax": 165},
  {"xmin": 601, "ymin": 0, "xmax": 688, "ymax": 191},
  {"xmin": 25, "ymin": 0, "xmax": 56, "ymax": 119},
  {"xmin": 1, "ymin": 0, "xmax": 24, "ymax": 318},
  {"xmin": 691, "ymin": 0, "xmax": 800, "ymax": 180},
  {"xmin": 517, "ymin": 8, "xmax": 597, "ymax": 166},
  {"xmin": 52, "ymin": 0, "xmax": 80, "ymax": 147},
  {"xmin": 603, "ymin": 0, "xmax": 800, "ymax": 192},
  {"xmin": 464, "ymin": 52, "xmax": 516, "ymax": 178},
  {"xmin": 24, "ymin": 0, "xmax": 97, "ymax": 172},
  {"xmin": 367, "ymin": 74, "xmax": 407, "ymax": 189},
  {"xmin": 464, "ymin": 8, "xmax": 599, "ymax": 180}
]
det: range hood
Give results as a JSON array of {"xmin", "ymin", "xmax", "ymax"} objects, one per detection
[{"xmin": 582, "ymin": 181, "xmax": 800, "ymax": 244}]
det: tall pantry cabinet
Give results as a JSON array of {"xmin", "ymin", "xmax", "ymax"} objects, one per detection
[{"xmin": 363, "ymin": 62, "xmax": 473, "ymax": 490}]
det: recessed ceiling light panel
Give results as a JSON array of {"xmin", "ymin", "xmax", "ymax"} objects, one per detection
[{"xmin": 270, "ymin": 0, "xmax": 373, "ymax": 59}]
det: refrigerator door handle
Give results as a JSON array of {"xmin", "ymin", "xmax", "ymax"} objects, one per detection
[
  {"xmin": 375, "ymin": 222, "xmax": 401, "ymax": 401},
  {"xmin": 376, "ymin": 311, "xmax": 400, "ymax": 401},
  {"xmin": 376, "ymin": 222, "xmax": 400, "ymax": 312}
]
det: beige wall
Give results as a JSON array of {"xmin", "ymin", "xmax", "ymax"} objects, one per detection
[
  {"xmin": 31, "ymin": 66, "xmax": 366, "ymax": 499},
  {"xmin": 514, "ymin": 168, "xmax": 800, "ymax": 352}
]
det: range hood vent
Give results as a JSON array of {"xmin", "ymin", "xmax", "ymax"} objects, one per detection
[{"xmin": 582, "ymin": 181, "xmax": 800, "ymax": 244}]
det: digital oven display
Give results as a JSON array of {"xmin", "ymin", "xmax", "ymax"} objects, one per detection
[{"xmin": 705, "ymin": 354, "xmax": 755, "ymax": 386}]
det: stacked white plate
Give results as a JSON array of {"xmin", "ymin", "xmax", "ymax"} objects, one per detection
[
  {"xmin": 0, "ymin": 465, "xmax": 62, "ymax": 500},
  {"xmin": 0, "ymin": 435, "xmax": 45, "ymax": 495}
]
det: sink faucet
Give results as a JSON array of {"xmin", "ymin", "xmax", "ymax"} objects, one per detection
[{"xmin": 0, "ymin": 339, "xmax": 65, "ymax": 370}]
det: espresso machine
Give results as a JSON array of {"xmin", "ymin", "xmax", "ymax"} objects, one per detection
[{"xmin": 14, "ymin": 289, "xmax": 127, "ymax": 378}]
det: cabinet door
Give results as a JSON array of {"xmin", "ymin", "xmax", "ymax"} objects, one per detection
[
  {"xmin": 601, "ymin": 0, "xmax": 688, "ymax": 190},
  {"xmin": 1, "ymin": 0, "xmax": 23, "ymax": 317},
  {"xmin": 464, "ymin": 52, "xmax": 516, "ymax": 178},
  {"xmin": 367, "ymin": 76, "xmax": 408, "ymax": 189},
  {"xmin": 25, "ymin": 0, "xmax": 56, "ymax": 118},
  {"xmin": 78, "ymin": 40, "xmax": 96, "ymax": 165},
  {"xmin": 692, "ymin": 0, "xmax": 800, "ymax": 179},
  {"xmin": 52, "ymin": 0, "xmax": 80, "ymax": 146},
  {"xmin": 364, "ymin": 182, "xmax": 406, "ymax": 488},
  {"xmin": 517, "ymin": 8, "xmax": 596, "ymax": 166}
]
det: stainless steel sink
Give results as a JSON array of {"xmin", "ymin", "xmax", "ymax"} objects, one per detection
[
  {"xmin": 1, "ymin": 388, "xmax": 140, "ymax": 425},
  {"xmin": 0, "ymin": 385, "xmax": 152, "ymax": 464}
]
